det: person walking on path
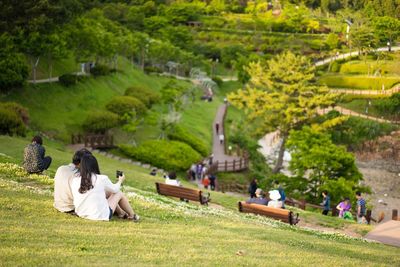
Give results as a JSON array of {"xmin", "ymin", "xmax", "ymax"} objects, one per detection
[
  {"xmin": 219, "ymin": 134, "xmax": 224, "ymax": 144},
  {"xmin": 215, "ymin": 123, "xmax": 219, "ymax": 134},
  {"xmin": 321, "ymin": 190, "xmax": 331, "ymax": 215},
  {"xmin": 248, "ymin": 179, "xmax": 258, "ymax": 198},
  {"xmin": 356, "ymin": 191, "xmax": 367, "ymax": 223}
]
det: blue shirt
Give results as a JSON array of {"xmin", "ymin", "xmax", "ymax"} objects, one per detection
[
  {"xmin": 322, "ymin": 195, "xmax": 331, "ymax": 210},
  {"xmin": 357, "ymin": 198, "xmax": 366, "ymax": 216}
]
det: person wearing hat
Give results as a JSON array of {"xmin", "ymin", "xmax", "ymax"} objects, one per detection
[
  {"xmin": 267, "ymin": 190, "xmax": 283, "ymax": 209},
  {"xmin": 246, "ymin": 188, "xmax": 268, "ymax": 206}
]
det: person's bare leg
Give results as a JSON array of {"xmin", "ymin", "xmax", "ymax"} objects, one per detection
[
  {"xmin": 118, "ymin": 194, "xmax": 135, "ymax": 218},
  {"xmin": 108, "ymin": 192, "xmax": 123, "ymax": 212},
  {"xmin": 106, "ymin": 191, "xmax": 126, "ymax": 216}
]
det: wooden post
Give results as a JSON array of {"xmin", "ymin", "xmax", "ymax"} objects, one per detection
[
  {"xmin": 366, "ymin": 209, "xmax": 372, "ymax": 224},
  {"xmin": 393, "ymin": 209, "xmax": 398, "ymax": 220},
  {"xmin": 215, "ymin": 160, "xmax": 219, "ymax": 172},
  {"xmin": 300, "ymin": 199, "xmax": 306, "ymax": 210},
  {"xmin": 233, "ymin": 159, "xmax": 236, "ymax": 171},
  {"xmin": 225, "ymin": 160, "xmax": 227, "ymax": 171},
  {"xmin": 239, "ymin": 158, "xmax": 242, "ymax": 169},
  {"xmin": 332, "ymin": 207, "xmax": 337, "ymax": 217}
]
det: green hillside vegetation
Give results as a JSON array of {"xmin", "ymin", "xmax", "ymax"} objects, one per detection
[
  {"xmin": 1, "ymin": 135, "xmax": 399, "ymax": 266},
  {"xmin": 318, "ymin": 75, "xmax": 400, "ymax": 90}
]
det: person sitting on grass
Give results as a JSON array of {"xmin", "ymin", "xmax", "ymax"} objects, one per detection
[
  {"xmin": 336, "ymin": 197, "xmax": 351, "ymax": 218},
  {"xmin": 54, "ymin": 148, "xmax": 92, "ymax": 213},
  {"xmin": 23, "ymin": 135, "xmax": 52, "ymax": 174},
  {"xmin": 246, "ymin": 188, "xmax": 268, "ymax": 206},
  {"xmin": 71, "ymin": 154, "xmax": 139, "ymax": 222}
]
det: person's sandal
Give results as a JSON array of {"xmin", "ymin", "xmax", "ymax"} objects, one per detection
[
  {"xmin": 128, "ymin": 214, "xmax": 140, "ymax": 222},
  {"xmin": 118, "ymin": 213, "xmax": 128, "ymax": 219}
]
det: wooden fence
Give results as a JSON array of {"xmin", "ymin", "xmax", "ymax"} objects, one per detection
[
  {"xmin": 71, "ymin": 134, "xmax": 114, "ymax": 149},
  {"xmin": 208, "ymin": 156, "xmax": 249, "ymax": 173}
]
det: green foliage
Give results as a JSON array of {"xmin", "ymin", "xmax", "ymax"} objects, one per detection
[
  {"xmin": 58, "ymin": 73, "xmax": 79, "ymax": 86},
  {"xmin": 82, "ymin": 110, "xmax": 119, "ymax": 134},
  {"xmin": 0, "ymin": 107, "xmax": 26, "ymax": 136},
  {"xmin": 373, "ymin": 16, "xmax": 400, "ymax": 44},
  {"xmin": 124, "ymin": 86, "xmax": 160, "ymax": 108},
  {"xmin": 91, "ymin": 64, "xmax": 112, "ymax": 76},
  {"xmin": 286, "ymin": 126, "xmax": 368, "ymax": 204},
  {"xmin": 167, "ymin": 125, "xmax": 209, "ymax": 156},
  {"xmin": 325, "ymin": 111, "xmax": 397, "ymax": 150},
  {"xmin": 144, "ymin": 66, "xmax": 162, "ymax": 74},
  {"xmin": 211, "ymin": 76, "xmax": 223, "ymax": 87},
  {"xmin": 375, "ymin": 93, "xmax": 400, "ymax": 116},
  {"xmin": 106, "ymin": 96, "xmax": 147, "ymax": 117},
  {"xmin": 120, "ymin": 140, "xmax": 201, "ymax": 171},
  {"xmin": 0, "ymin": 102, "xmax": 29, "ymax": 125}
]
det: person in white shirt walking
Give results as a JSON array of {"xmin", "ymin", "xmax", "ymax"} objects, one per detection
[{"xmin": 71, "ymin": 154, "xmax": 139, "ymax": 222}]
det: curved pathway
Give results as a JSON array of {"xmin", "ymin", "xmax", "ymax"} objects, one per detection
[
  {"xmin": 315, "ymin": 46, "xmax": 400, "ymax": 66},
  {"xmin": 319, "ymin": 106, "xmax": 399, "ymax": 124}
]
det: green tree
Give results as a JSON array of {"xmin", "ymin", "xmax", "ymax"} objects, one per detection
[
  {"xmin": 286, "ymin": 126, "xmax": 369, "ymax": 204},
  {"xmin": 228, "ymin": 51, "xmax": 337, "ymax": 173},
  {"xmin": 373, "ymin": 16, "xmax": 400, "ymax": 45}
]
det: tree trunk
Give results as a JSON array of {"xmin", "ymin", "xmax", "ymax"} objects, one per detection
[{"xmin": 272, "ymin": 134, "xmax": 287, "ymax": 174}]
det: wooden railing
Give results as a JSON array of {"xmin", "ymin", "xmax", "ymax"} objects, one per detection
[
  {"xmin": 71, "ymin": 134, "xmax": 114, "ymax": 149},
  {"xmin": 208, "ymin": 155, "xmax": 249, "ymax": 173}
]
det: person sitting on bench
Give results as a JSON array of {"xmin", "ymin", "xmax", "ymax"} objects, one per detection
[
  {"xmin": 246, "ymin": 188, "xmax": 268, "ymax": 206},
  {"xmin": 267, "ymin": 190, "xmax": 283, "ymax": 209},
  {"xmin": 23, "ymin": 136, "xmax": 52, "ymax": 174}
]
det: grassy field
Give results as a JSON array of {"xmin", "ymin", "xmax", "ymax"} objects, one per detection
[
  {"xmin": 339, "ymin": 60, "xmax": 400, "ymax": 76},
  {"xmin": 1, "ymin": 135, "xmax": 399, "ymax": 266},
  {"xmin": 318, "ymin": 74, "xmax": 400, "ymax": 90}
]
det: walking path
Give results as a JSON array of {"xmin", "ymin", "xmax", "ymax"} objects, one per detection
[
  {"xmin": 27, "ymin": 72, "xmax": 85, "ymax": 84},
  {"xmin": 365, "ymin": 220, "xmax": 400, "ymax": 247},
  {"xmin": 315, "ymin": 46, "xmax": 400, "ymax": 66},
  {"xmin": 319, "ymin": 106, "xmax": 400, "ymax": 124},
  {"xmin": 212, "ymin": 104, "xmax": 242, "ymax": 166}
]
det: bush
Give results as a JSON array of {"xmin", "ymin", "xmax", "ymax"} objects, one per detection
[
  {"xmin": 144, "ymin": 66, "xmax": 162, "ymax": 74},
  {"xmin": 106, "ymin": 96, "xmax": 147, "ymax": 117},
  {"xmin": 59, "ymin": 73, "xmax": 79, "ymax": 86},
  {"xmin": 0, "ymin": 107, "xmax": 26, "ymax": 136},
  {"xmin": 211, "ymin": 76, "xmax": 223, "ymax": 87},
  {"xmin": 167, "ymin": 125, "xmax": 209, "ymax": 156},
  {"xmin": 82, "ymin": 111, "xmax": 119, "ymax": 134},
  {"xmin": 0, "ymin": 102, "xmax": 29, "ymax": 124},
  {"xmin": 120, "ymin": 140, "xmax": 202, "ymax": 171},
  {"xmin": 318, "ymin": 75, "xmax": 400, "ymax": 90},
  {"xmin": 125, "ymin": 86, "xmax": 160, "ymax": 108},
  {"xmin": 90, "ymin": 64, "xmax": 111, "ymax": 76}
]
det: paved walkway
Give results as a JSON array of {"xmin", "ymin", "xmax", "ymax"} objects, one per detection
[
  {"xmin": 212, "ymin": 104, "xmax": 241, "ymax": 163},
  {"xmin": 365, "ymin": 220, "xmax": 400, "ymax": 247},
  {"xmin": 319, "ymin": 106, "xmax": 400, "ymax": 124}
]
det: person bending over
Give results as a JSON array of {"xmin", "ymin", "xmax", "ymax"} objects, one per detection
[
  {"xmin": 23, "ymin": 136, "xmax": 52, "ymax": 173},
  {"xmin": 71, "ymin": 155, "xmax": 139, "ymax": 222},
  {"xmin": 246, "ymin": 188, "xmax": 268, "ymax": 206}
]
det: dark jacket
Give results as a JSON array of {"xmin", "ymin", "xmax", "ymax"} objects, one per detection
[{"xmin": 246, "ymin": 197, "xmax": 269, "ymax": 206}]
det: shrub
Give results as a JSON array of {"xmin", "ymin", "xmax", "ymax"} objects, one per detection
[
  {"xmin": 59, "ymin": 73, "xmax": 79, "ymax": 86},
  {"xmin": 0, "ymin": 52, "xmax": 28, "ymax": 93},
  {"xmin": 318, "ymin": 75, "xmax": 400, "ymax": 90},
  {"xmin": 82, "ymin": 111, "xmax": 119, "ymax": 134},
  {"xmin": 144, "ymin": 66, "xmax": 162, "ymax": 74},
  {"xmin": 0, "ymin": 102, "xmax": 29, "ymax": 124},
  {"xmin": 211, "ymin": 76, "xmax": 223, "ymax": 87},
  {"xmin": 106, "ymin": 96, "xmax": 147, "ymax": 117},
  {"xmin": 167, "ymin": 125, "xmax": 209, "ymax": 156},
  {"xmin": 125, "ymin": 86, "xmax": 160, "ymax": 108},
  {"xmin": 0, "ymin": 107, "xmax": 26, "ymax": 136},
  {"xmin": 90, "ymin": 64, "xmax": 111, "ymax": 76},
  {"xmin": 120, "ymin": 140, "xmax": 202, "ymax": 171}
]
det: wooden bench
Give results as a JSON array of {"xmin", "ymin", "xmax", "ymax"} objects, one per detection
[
  {"xmin": 238, "ymin": 201, "xmax": 299, "ymax": 225},
  {"xmin": 155, "ymin": 182, "xmax": 210, "ymax": 205}
]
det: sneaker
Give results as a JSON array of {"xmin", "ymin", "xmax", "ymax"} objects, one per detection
[{"xmin": 130, "ymin": 214, "xmax": 140, "ymax": 222}]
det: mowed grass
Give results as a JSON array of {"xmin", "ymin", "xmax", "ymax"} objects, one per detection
[
  {"xmin": 318, "ymin": 74, "xmax": 400, "ymax": 90},
  {"xmin": 1, "ymin": 137, "xmax": 400, "ymax": 266}
]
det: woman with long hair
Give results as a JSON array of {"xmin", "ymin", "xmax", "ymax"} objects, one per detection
[{"xmin": 71, "ymin": 154, "xmax": 139, "ymax": 221}]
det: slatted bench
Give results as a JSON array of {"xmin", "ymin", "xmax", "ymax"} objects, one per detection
[
  {"xmin": 155, "ymin": 182, "xmax": 210, "ymax": 205},
  {"xmin": 238, "ymin": 201, "xmax": 299, "ymax": 225}
]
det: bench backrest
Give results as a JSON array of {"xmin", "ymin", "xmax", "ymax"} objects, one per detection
[
  {"xmin": 156, "ymin": 182, "xmax": 205, "ymax": 204},
  {"xmin": 238, "ymin": 201, "xmax": 294, "ymax": 224}
]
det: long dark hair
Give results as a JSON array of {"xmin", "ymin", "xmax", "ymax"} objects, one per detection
[{"xmin": 79, "ymin": 154, "xmax": 100, "ymax": 194}]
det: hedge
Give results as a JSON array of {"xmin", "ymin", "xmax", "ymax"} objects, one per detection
[
  {"xmin": 82, "ymin": 110, "xmax": 119, "ymax": 134},
  {"xmin": 0, "ymin": 107, "xmax": 26, "ymax": 136},
  {"xmin": 120, "ymin": 140, "xmax": 202, "ymax": 171},
  {"xmin": 167, "ymin": 125, "xmax": 209, "ymax": 156},
  {"xmin": 124, "ymin": 86, "xmax": 160, "ymax": 108},
  {"xmin": 318, "ymin": 75, "xmax": 400, "ymax": 90},
  {"xmin": 106, "ymin": 96, "xmax": 147, "ymax": 117},
  {"xmin": 0, "ymin": 102, "xmax": 29, "ymax": 124}
]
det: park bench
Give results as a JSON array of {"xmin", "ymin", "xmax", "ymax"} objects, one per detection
[
  {"xmin": 155, "ymin": 182, "xmax": 210, "ymax": 205},
  {"xmin": 238, "ymin": 201, "xmax": 300, "ymax": 225}
]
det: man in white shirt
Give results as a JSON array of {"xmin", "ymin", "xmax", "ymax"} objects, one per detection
[{"xmin": 53, "ymin": 149, "xmax": 92, "ymax": 213}]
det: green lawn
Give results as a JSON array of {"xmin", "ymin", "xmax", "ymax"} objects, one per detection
[{"xmin": 1, "ymin": 135, "xmax": 399, "ymax": 266}]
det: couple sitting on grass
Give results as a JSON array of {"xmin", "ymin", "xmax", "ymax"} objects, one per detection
[{"xmin": 54, "ymin": 148, "xmax": 139, "ymax": 222}]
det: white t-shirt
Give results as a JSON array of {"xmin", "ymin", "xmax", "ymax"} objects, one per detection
[
  {"xmin": 268, "ymin": 200, "xmax": 283, "ymax": 209},
  {"xmin": 165, "ymin": 178, "xmax": 180, "ymax": 186},
  {"xmin": 71, "ymin": 174, "xmax": 121, "ymax": 221},
  {"xmin": 53, "ymin": 164, "xmax": 77, "ymax": 212}
]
